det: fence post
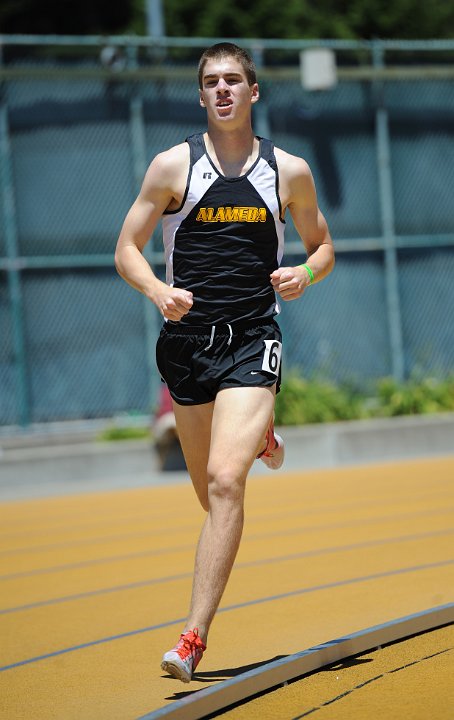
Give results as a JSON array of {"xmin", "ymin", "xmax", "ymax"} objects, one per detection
[
  {"xmin": 251, "ymin": 45, "xmax": 271, "ymax": 139},
  {"xmin": 129, "ymin": 92, "xmax": 161, "ymax": 415},
  {"xmin": 0, "ymin": 101, "xmax": 30, "ymax": 426},
  {"xmin": 373, "ymin": 42, "xmax": 405, "ymax": 382}
]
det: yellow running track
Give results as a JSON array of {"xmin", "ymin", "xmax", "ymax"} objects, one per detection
[{"xmin": 0, "ymin": 456, "xmax": 453, "ymax": 719}]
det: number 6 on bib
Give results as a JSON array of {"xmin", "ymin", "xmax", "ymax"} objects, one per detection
[{"xmin": 261, "ymin": 340, "xmax": 282, "ymax": 376}]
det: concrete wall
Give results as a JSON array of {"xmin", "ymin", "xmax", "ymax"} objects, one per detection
[{"xmin": 1, "ymin": 413, "xmax": 453, "ymax": 501}]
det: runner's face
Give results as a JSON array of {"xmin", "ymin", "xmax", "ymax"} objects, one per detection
[{"xmin": 199, "ymin": 57, "xmax": 259, "ymax": 124}]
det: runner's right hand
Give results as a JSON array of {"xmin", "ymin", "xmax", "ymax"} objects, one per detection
[{"xmin": 152, "ymin": 283, "xmax": 193, "ymax": 321}]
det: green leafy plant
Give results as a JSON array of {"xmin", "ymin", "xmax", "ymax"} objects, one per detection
[
  {"xmin": 275, "ymin": 374, "xmax": 454, "ymax": 426},
  {"xmin": 374, "ymin": 376, "xmax": 454, "ymax": 417},
  {"xmin": 275, "ymin": 374, "xmax": 365, "ymax": 425},
  {"xmin": 98, "ymin": 426, "xmax": 150, "ymax": 441}
]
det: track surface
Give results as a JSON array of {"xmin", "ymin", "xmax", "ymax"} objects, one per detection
[{"xmin": 0, "ymin": 456, "xmax": 453, "ymax": 719}]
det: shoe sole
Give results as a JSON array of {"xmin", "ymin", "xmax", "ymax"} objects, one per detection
[{"xmin": 161, "ymin": 659, "xmax": 191, "ymax": 683}]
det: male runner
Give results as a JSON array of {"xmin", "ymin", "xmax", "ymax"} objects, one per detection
[{"xmin": 115, "ymin": 42, "xmax": 335, "ymax": 683}]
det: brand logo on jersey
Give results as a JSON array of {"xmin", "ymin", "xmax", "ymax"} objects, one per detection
[
  {"xmin": 203, "ymin": 172, "xmax": 212, "ymax": 179},
  {"xmin": 196, "ymin": 206, "xmax": 267, "ymax": 223}
]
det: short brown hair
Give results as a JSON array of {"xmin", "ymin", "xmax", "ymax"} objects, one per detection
[{"xmin": 198, "ymin": 43, "xmax": 257, "ymax": 89}]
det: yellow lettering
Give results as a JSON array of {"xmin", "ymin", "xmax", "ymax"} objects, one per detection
[
  {"xmin": 224, "ymin": 207, "xmax": 239, "ymax": 222},
  {"xmin": 196, "ymin": 206, "xmax": 267, "ymax": 222},
  {"xmin": 196, "ymin": 208, "xmax": 208, "ymax": 222}
]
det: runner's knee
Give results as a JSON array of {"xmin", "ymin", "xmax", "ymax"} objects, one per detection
[{"xmin": 207, "ymin": 466, "xmax": 245, "ymax": 506}]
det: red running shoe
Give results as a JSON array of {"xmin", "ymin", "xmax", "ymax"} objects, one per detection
[
  {"xmin": 257, "ymin": 419, "xmax": 285, "ymax": 470},
  {"xmin": 161, "ymin": 628, "xmax": 206, "ymax": 683}
]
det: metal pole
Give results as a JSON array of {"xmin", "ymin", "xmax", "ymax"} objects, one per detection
[
  {"xmin": 146, "ymin": 0, "xmax": 166, "ymax": 61},
  {"xmin": 251, "ymin": 45, "xmax": 271, "ymax": 138},
  {"xmin": 0, "ymin": 102, "xmax": 30, "ymax": 425},
  {"xmin": 373, "ymin": 42, "xmax": 405, "ymax": 382},
  {"xmin": 129, "ymin": 94, "xmax": 161, "ymax": 413},
  {"xmin": 146, "ymin": 0, "xmax": 166, "ymax": 39}
]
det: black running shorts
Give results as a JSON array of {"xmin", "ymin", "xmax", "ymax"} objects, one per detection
[{"xmin": 156, "ymin": 318, "xmax": 282, "ymax": 405}]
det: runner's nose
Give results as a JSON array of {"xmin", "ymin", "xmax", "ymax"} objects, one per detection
[{"xmin": 216, "ymin": 78, "xmax": 229, "ymax": 93}]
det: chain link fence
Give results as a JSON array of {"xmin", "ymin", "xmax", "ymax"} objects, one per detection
[{"xmin": 1, "ymin": 37, "xmax": 453, "ymax": 425}]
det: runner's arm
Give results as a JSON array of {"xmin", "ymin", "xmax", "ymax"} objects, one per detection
[
  {"xmin": 115, "ymin": 150, "xmax": 193, "ymax": 321},
  {"xmin": 271, "ymin": 155, "xmax": 334, "ymax": 300}
]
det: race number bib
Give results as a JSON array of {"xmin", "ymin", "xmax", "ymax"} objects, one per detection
[{"xmin": 261, "ymin": 340, "xmax": 282, "ymax": 376}]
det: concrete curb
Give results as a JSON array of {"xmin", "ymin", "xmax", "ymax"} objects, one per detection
[
  {"xmin": 0, "ymin": 413, "xmax": 453, "ymax": 501},
  {"xmin": 280, "ymin": 412, "xmax": 454, "ymax": 470}
]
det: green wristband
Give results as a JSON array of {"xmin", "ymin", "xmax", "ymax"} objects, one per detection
[{"xmin": 300, "ymin": 263, "xmax": 314, "ymax": 284}]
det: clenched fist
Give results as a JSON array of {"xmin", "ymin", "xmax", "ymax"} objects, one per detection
[{"xmin": 270, "ymin": 265, "xmax": 312, "ymax": 301}]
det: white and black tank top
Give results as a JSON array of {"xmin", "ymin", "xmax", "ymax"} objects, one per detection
[{"xmin": 162, "ymin": 133, "xmax": 285, "ymax": 325}]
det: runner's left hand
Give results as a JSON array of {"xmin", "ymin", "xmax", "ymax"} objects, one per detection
[{"xmin": 270, "ymin": 266, "xmax": 310, "ymax": 301}]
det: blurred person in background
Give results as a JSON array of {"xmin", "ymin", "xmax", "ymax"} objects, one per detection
[
  {"xmin": 152, "ymin": 385, "xmax": 186, "ymax": 471},
  {"xmin": 115, "ymin": 42, "xmax": 334, "ymax": 682}
]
